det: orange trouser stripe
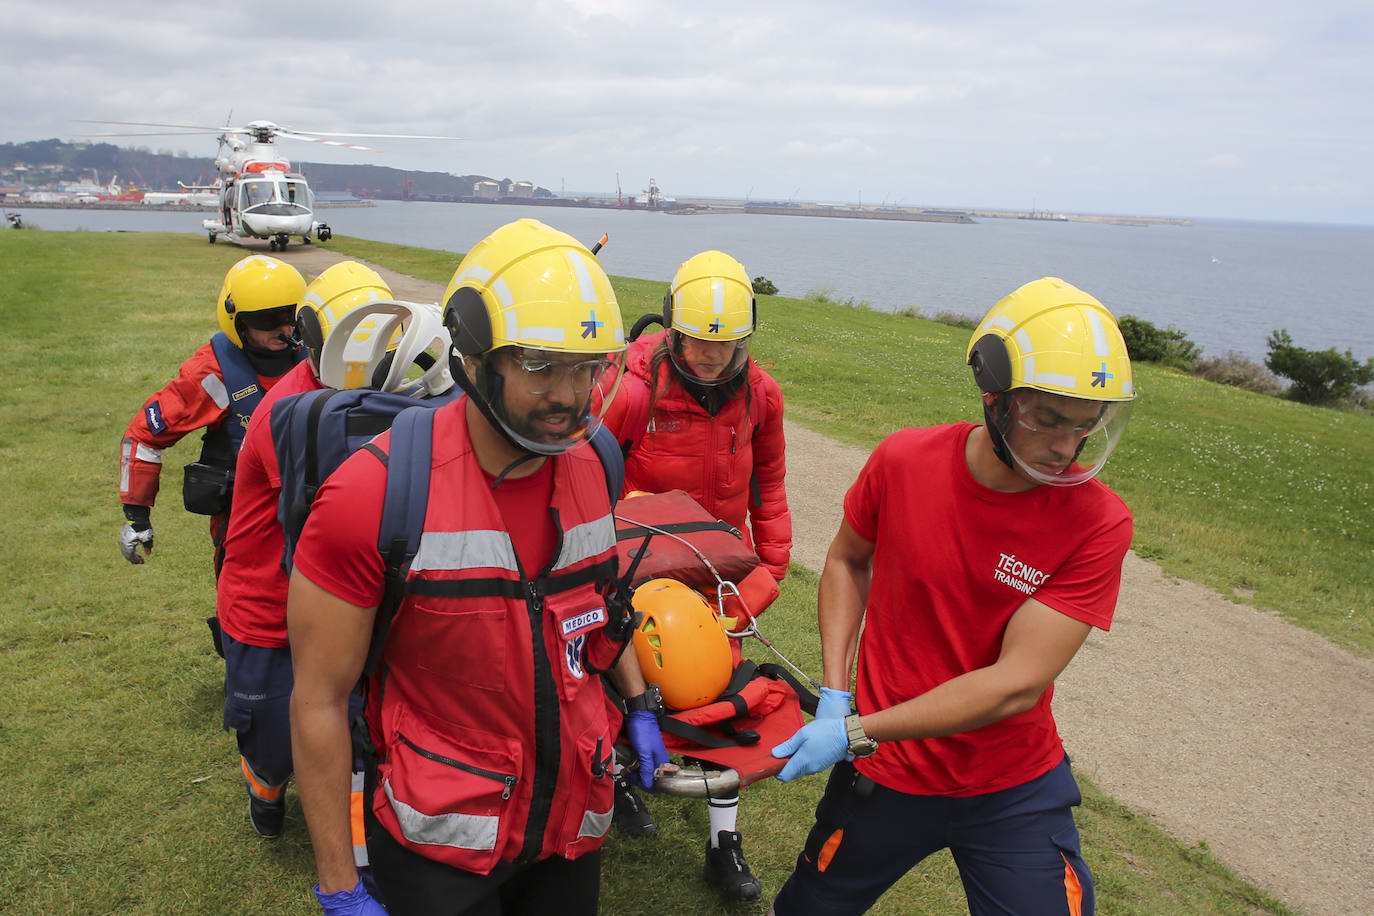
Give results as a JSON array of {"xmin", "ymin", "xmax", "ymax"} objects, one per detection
[
  {"xmin": 1062, "ymin": 853, "xmax": 1084, "ymax": 916},
  {"xmin": 240, "ymin": 756, "xmax": 284, "ymax": 802},
  {"xmin": 816, "ymin": 829, "xmax": 844, "ymax": 873},
  {"xmin": 351, "ymin": 789, "xmax": 366, "ymax": 850}
]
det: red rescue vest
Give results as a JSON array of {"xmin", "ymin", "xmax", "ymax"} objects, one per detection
[{"xmin": 366, "ymin": 407, "xmax": 624, "ymax": 873}]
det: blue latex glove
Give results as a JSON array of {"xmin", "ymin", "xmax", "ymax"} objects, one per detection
[
  {"xmin": 771, "ymin": 716, "xmax": 850, "ymax": 782},
  {"xmin": 314, "ymin": 880, "xmax": 386, "ymax": 916},
  {"xmin": 816, "ymin": 686, "xmax": 852, "ymax": 719},
  {"xmin": 626, "ymin": 709, "xmax": 672, "ymax": 790}
]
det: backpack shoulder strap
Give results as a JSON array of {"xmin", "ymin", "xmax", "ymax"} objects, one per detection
[
  {"xmin": 301, "ymin": 387, "xmax": 343, "ymax": 504},
  {"xmin": 362, "ymin": 406, "xmax": 437, "ymax": 679},
  {"xmin": 589, "ymin": 422, "xmax": 624, "ymax": 507}
]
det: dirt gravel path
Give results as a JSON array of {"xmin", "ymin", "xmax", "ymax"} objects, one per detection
[{"xmin": 278, "ymin": 244, "xmax": 1373, "ymax": 916}]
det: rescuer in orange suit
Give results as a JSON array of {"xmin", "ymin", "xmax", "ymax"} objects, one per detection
[{"xmin": 118, "ymin": 254, "xmax": 307, "ymax": 580}]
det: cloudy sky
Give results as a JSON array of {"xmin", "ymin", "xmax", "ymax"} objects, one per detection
[{"xmin": 3, "ymin": 0, "xmax": 1370, "ymax": 224}]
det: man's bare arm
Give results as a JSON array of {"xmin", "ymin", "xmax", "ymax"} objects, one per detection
[
  {"xmin": 288, "ymin": 570, "xmax": 376, "ymax": 894},
  {"xmin": 817, "ymin": 520, "xmax": 875, "ymax": 691},
  {"xmin": 860, "ymin": 598, "xmax": 1092, "ymax": 742}
]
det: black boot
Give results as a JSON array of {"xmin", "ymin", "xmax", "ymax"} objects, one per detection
[
  {"xmin": 612, "ymin": 770, "xmax": 657, "ymax": 837},
  {"xmin": 248, "ymin": 794, "xmax": 285, "ymax": 838},
  {"xmin": 704, "ymin": 830, "xmax": 762, "ymax": 901}
]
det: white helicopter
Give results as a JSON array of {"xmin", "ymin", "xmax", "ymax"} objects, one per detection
[{"xmin": 74, "ymin": 118, "xmax": 461, "ymax": 250}]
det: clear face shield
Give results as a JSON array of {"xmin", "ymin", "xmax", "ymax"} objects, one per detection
[
  {"xmin": 479, "ymin": 346, "xmax": 625, "ymax": 455},
  {"xmin": 996, "ymin": 390, "xmax": 1133, "ymax": 487},
  {"xmin": 668, "ymin": 330, "xmax": 750, "ymax": 386}
]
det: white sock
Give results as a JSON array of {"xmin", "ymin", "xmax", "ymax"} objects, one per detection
[{"xmin": 707, "ymin": 795, "xmax": 739, "ymax": 846}]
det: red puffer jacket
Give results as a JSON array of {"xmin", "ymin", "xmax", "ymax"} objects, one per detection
[{"xmin": 602, "ymin": 332, "xmax": 792, "ymax": 579}]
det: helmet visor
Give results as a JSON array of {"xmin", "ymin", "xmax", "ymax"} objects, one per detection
[
  {"xmin": 668, "ymin": 330, "xmax": 750, "ymax": 386},
  {"xmin": 240, "ymin": 304, "xmax": 299, "ymax": 331},
  {"xmin": 997, "ymin": 390, "xmax": 1133, "ymax": 487},
  {"xmin": 484, "ymin": 346, "xmax": 625, "ymax": 455}
]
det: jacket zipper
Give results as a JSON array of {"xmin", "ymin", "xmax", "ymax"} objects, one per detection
[{"xmin": 396, "ymin": 732, "xmax": 518, "ymax": 799}]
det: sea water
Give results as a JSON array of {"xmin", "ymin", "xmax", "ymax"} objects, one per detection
[{"xmin": 14, "ymin": 199, "xmax": 1372, "ymax": 364}]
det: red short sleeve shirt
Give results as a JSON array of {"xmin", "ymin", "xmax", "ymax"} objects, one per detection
[{"xmin": 844, "ymin": 422, "xmax": 1132, "ymax": 796}]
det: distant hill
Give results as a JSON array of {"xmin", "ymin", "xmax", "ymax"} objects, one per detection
[{"xmin": 0, "ymin": 140, "xmax": 550, "ymax": 201}]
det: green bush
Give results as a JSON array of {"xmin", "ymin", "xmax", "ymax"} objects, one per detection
[
  {"xmin": 1265, "ymin": 329, "xmax": 1374, "ymax": 406},
  {"xmin": 752, "ymin": 275, "xmax": 778, "ymax": 295},
  {"xmin": 1118, "ymin": 314, "xmax": 1201, "ymax": 368}
]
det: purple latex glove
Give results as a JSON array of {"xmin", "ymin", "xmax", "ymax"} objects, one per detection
[
  {"xmin": 626, "ymin": 709, "xmax": 671, "ymax": 790},
  {"xmin": 771, "ymin": 716, "xmax": 850, "ymax": 782},
  {"xmin": 314, "ymin": 880, "xmax": 386, "ymax": 916}
]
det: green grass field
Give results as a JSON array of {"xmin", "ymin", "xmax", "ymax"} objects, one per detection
[{"xmin": 1, "ymin": 229, "xmax": 1349, "ymax": 914}]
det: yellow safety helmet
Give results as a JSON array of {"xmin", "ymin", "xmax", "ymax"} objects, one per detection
[
  {"xmin": 967, "ymin": 277, "xmax": 1136, "ymax": 486},
  {"xmin": 630, "ymin": 578, "xmax": 733, "ymax": 711},
  {"xmin": 441, "ymin": 218, "xmax": 626, "ymax": 455},
  {"xmin": 298, "ymin": 261, "xmax": 393, "ymax": 372},
  {"xmin": 216, "ymin": 255, "xmax": 307, "ymax": 348},
  {"xmin": 663, "ymin": 250, "xmax": 755, "ymax": 385}
]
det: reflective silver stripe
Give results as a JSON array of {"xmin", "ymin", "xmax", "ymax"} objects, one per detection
[
  {"xmin": 202, "ymin": 373, "xmax": 230, "ymax": 409},
  {"xmin": 411, "ymin": 529, "xmax": 519, "ymax": 573},
  {"xmin": 120, "ymin": 438, "xmax": 133, "ymax": 491},
  {"xmin": 136, "ymin": 444, "xmax": 163, "ymax": 464},
  {"xmin": 384, "ymin": 778, "xmax": 498, "ymax": 851},
  {"xmin": 1086, "ymin": 308, "xmax": 1110, "ymax": 356},
  {"xmin": 351, "ymin": 770, "xmax": 370, "ymax": 868},
  {"xmin": 569, "ymin": 250, "xmax": 599, "ymax": 305},
  {"xmin": 553, "ymin": 514, "xmax": 614, "ymax": 571},
  {"xmin": 579, "ymin": 803, "xmax": 613, "ymax": 839}
]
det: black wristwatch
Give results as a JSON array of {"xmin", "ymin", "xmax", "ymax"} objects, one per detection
[
  {"xmin": 624, "ymin": 684, "xmax": 664, "ymax": 715},
  {"xmin": 844, "ymin": 713, "xmax": 879, "ymax": 758}
]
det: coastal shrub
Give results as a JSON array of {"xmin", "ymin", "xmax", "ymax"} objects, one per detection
[
  {"xmin": 1118, "ymin": 314, "xmax": 1201, "ymax": 368},
  {"xmin": 752, "ymin": 275, "xmax": 778, "ymax": 296},
  {"xmin": 804, "ymin": 283, "xmax": 837, "ymax": 303},
  {"xmin": 1264, "ymin": 329, "xmax": 1374, "ymax": 406},
  {"xmin": 928, "ymin": 310, "xmax": 980, "ymax": 330},
  {"xmin": 1190, "ymin": 352, "xmax": 1282, "ymax": 396}
]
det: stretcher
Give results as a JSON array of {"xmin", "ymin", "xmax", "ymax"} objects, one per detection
[{"xmin": 610, "ymin": 490, "xmax": 819, "ymax": 796}]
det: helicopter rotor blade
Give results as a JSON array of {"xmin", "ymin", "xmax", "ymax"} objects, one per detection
[
  {"xmin": 282, "ymin": 129, "xmax": 466, "ymax": 141},
  {"xmin": 70, "ymin": 119, "xmax": 242, "ymax": 133},
  {"xmin": 272, "ymin": 132, "xmax": 381, "ymax": 152},
  {"xmin": 75, "ymin": 130, "xmax": 218, "ymax": 138}
]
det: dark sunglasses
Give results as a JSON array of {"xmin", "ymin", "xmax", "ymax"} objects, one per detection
[{"xmin": 240, "ymin": 305, "xmax": 298, "ymax": 331}]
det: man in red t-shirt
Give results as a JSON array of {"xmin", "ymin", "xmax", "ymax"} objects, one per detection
[
  {"xmin": 216, "ymin": 261, "xmax": 395, "ymax": 839},
  {"xmin": 770, "ymin": 278, "xmax": 1137, "ymax": 916}
]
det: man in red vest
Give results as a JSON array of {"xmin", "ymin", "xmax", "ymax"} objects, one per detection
[{"xmin": 288, "ymin": 219, "xmax": 670, "ymax": 916}]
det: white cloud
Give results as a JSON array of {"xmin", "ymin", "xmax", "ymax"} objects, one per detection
[{"xmin": 1, "ymin": 0, "xmax": 1371, "ymax": 222}]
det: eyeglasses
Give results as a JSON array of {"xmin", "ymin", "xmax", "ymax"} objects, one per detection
[
  {"xmin": 240, "ymin": 305, "xmax": 298, "ymax": 331},
  {"xmin": 508, "ymin": 350, "xmax": 613, "ymax": 395},
  {"xmin": 1011, "ymin": 397, "xmax": 1104, "ymax": 438}
]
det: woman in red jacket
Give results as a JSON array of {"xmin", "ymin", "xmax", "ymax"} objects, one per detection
[{"xmin": 601, "ymin": 250, "xmax": 792, "ymax": 901}]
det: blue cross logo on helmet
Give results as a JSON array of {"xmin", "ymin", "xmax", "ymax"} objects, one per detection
[
  {"xmin": 1091, "ymin": 362, "xmax": 1113, "ymax": 388},
  {"xmin": 580, "ymin": 309, "xmax": 604, "ymax": 339}
]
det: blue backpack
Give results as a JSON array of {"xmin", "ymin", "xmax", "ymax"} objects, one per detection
[{"xmin": 270, "ymin": 385, "xmax": 462, "ymax": 574}]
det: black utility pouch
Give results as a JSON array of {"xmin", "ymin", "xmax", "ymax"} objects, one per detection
[{"xmin": 183, "ymin": 462, "xmax": 234, "ymax": 515}]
